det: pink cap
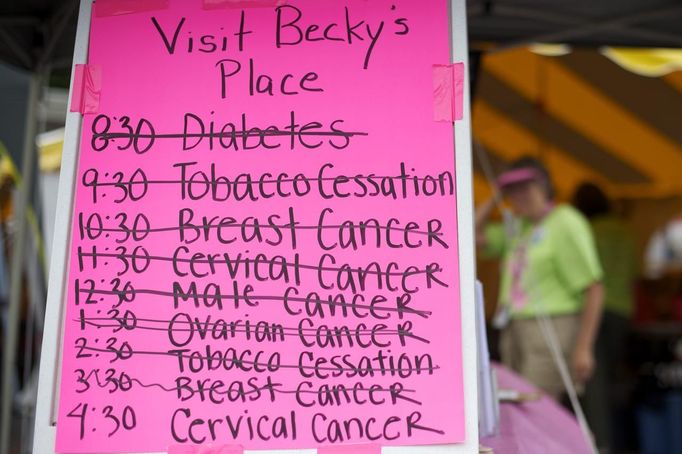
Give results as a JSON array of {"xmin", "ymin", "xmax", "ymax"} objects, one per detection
[{"xmin": 497, "ymin": 167, "xmax": 541, "ymax": 189}]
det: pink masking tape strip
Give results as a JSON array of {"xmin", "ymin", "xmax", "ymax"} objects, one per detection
[
  {"xmin": 318, "ymin": 444, "xmax": 381, "ymax": 454},
  {"xmin": 453, "ymin": 62, "xmax": 464, "ymax": 121},
  {"xmin": 168, "ymin": 444, "xmax": 243, "ymax": 454},
  {"xmin": 433, "ymin": 62, "xmax": 465, "ymax": 122},
  {"xmin": 69, "ymin": 64, "xmax": 101, "ymax": 115},
  {"xmin": 94, "ymin": 0, "xmax": 169, "ymax": 17},
  {"xmin": 203, "ymin": 0, "xmax": 286, "ymax": 9}
]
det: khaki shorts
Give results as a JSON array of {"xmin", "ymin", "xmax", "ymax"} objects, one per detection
[{"xmin": 500, "ymin": 314, "xmax": 581, "ymax": 399}]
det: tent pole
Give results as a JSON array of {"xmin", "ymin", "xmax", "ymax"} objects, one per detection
[{"xmin": 0, "ymin": 71, "xmax": 42, "ymax": 454}]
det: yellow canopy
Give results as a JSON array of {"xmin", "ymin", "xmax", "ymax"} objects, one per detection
[{"xmin": 473, "ymin": 47, "xmax": 682, "ymax": 201}]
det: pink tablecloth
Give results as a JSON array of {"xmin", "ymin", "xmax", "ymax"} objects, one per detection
[{"xmin": 481, "ymin": 364, "xmax": 592, "ymax": 454}]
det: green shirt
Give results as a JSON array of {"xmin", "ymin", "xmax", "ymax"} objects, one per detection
[
  {"xmin": 590, "ymin": 215, "xmax": 637, "ymax": 317},
  {"xmin": 484, "ymin": 204, "xmax": 603, "ymax": 319}
]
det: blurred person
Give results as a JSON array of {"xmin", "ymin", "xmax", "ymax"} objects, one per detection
[
  {"xmin": 476, "ymin": 157, "xmax": 604, "ymax": 400},
  {"xmin": 573, "ymin": 182, "xmax": 637, "ymax": 452},
  {"xmin": 644, "ymin": 215, "xmax": 682, "ymax": 279}
]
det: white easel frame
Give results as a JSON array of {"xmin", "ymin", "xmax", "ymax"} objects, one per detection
[{"xmin": 33, "ymin": 1, "xmax": 478, "ymax": 452}]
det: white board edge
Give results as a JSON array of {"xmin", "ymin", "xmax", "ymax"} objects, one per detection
[{"xmin": 33, "ymin": 0, "xmax": 93, "ymax": 452}]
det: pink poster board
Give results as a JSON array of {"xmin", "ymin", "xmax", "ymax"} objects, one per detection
[{"xmin": 56, "ymin": 0, "xmax": 464, "ymax": 452}]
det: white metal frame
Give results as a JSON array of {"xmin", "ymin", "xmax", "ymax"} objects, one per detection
[
  {"xmin": 33, "ymin": 1, "xmax": 478, "ymax": 452},
  {"xmin": 33, "ymin": 0, "xmax": 91, "ymax": 452}
]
